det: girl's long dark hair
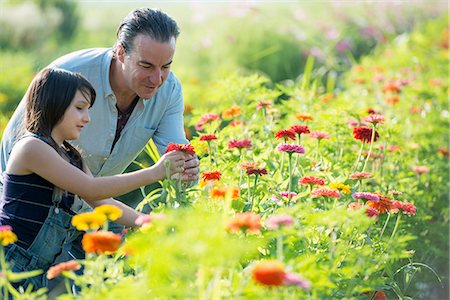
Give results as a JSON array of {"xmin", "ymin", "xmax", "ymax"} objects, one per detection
[{"xmin": 25, "ymin": 68, "xmax": 96, "ymax": 169}]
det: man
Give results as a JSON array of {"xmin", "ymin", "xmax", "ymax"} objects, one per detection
[{"xmin": 0, "ymin": 8, "xmax": 199, "ymax": 203}]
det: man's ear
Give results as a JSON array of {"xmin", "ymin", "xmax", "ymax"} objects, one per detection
[{"xmin": 116, "ymin": 44, "xmax": 126, "ymax": 63}]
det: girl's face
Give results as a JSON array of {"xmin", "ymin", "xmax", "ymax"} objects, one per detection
[{"xmin": 52, "ymin": 90, "xmax": 91, "ymax": 145}]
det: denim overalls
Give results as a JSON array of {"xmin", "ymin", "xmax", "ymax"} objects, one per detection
[{"xmin": 4, "ymin": 188, "xmax": 78, "ymax": 290}]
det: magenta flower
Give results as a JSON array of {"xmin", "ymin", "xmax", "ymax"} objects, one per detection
[
  {"xmin": 352, "ymin": 192, "xmax": 380, "ymax": 202},
  {"xmin": 276, "ymin": 143, "xmax": 305, "ymax": 154},
  {"xmin": 265, "ymin": 214, "xmax": 295, "ymax": 230},
  {"xmin": 283, "ymin": 272, "xmax": 312, "ymax": 289}
]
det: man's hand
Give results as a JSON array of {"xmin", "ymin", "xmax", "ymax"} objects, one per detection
[{"xmin": 181, "ymin": 154, "xmax": 200, "ymax": 184}]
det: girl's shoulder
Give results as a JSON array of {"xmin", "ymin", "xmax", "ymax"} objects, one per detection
[
  {"xmin": 14, "ymin": 135, "xmax": 50, "ymax": 151},
  {"xmin": 7, "ymin": 136, "xmax": 53, "ymax": 175}
]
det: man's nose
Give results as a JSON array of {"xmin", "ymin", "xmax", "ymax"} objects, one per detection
[{"xmin": 149, "ymin": 68, "xmax": 163, "ymax": 86}]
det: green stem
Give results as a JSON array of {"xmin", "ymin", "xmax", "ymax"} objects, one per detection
[
  {"xmin": 250, "ymin": 175, "xmax": 259, "ymax": 212},
  {"xmin": 280, "ymin": 152, "xmax": 285, "ymax": 181},
  {"xmin": 389, "ymin": 213, "xmax": 402, "ymax": 242},
  {"xmin": 0, "ymin": 247, "xmax": 8, "ymax": 300},
  {"xmin": 352, "ymin": 142, "xmax": 365, "ymax": 172},
  {"xmin": 379, "ymin": 213, "xmax": 391, "ymax": 240},
  {"xmin": 288, "ymin": 153, "xmax": 293, "ymax": 203},
  {"xmin": 276, "ymin": 234, "xmax": 284, "ymax": 262}
]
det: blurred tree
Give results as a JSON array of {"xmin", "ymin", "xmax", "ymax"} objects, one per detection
[{"xmin": 34, "ymin": 0, "xmax": 80, "ymax": 42}]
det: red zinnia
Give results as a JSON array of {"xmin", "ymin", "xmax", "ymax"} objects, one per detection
[
  {"xmin": 252, "ymin": 260, "xmax": 286, "ymax": 286},
  {"xmin": 201, "ymin": 171, "xmax": 222, "ymax": 182},
  {"xmin": 246, "ymin": 168, "xmax": 268, "ymax": 176},
  {"xmin": 289, "ymin": 125, "xmax": 310, "ymax": 136},
  {"xmin": 165, "ymin": 143, "xmax": 196, "ymax": 156},
  {"xmin": 275, "ymin": 130, "xmax": 296, "ymax": 141},
  {"xmin": 353, "ymin": 127, "xmax": 379, "ymax": 143},
  {"xmin": 199, "ymin": 134, "xmax": 217, "ymax": 141}
]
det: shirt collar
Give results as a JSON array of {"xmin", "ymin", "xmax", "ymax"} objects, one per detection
[{"xmin": 102, "ymin": 49, "xmax": 114, "ymax": 99}]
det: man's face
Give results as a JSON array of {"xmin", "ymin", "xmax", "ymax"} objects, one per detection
[{"xmin": 120, "ymin": 34, "xmax": 176, "ymax": 99}]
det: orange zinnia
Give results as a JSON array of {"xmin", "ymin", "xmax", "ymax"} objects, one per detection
[
  {"xmin": 82, "ymin": 231, "xmax": 122, "ymax": 254},
  {"xmin": 226, "ymin": 212, "xmax": 261, "ymax": 234},
  {"xmin": 47, "ymin": 260, "xmax": 81, "ymax": 280},
  {"xmin": 367, "ymin": 192, "xmax": 393, "ymax": 213},
  {"xmin": 252, "ymin": 260, "xmax": 286, "ymax": 286},
  {"xmin": 295, "ymin": 113, "xmax": 313, "ymax": 122},
  {"xmin": 221, "ymin": 105, "xmax": 241, "ymax": 120}
]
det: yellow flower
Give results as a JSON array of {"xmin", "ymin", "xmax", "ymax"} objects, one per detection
[
  {"xmin": 0, "ymin": 225, "xmax": 17, "ymax": 246},
  {"xmin": 94, "ymin": 205, "xmax": 123, "ymax": 222},
  {"xmin": 329, "ymin": 182, "xmax": 351, "ymax": 194},
  {"xmin": 72, "ymin": 212, "xmax": 107, "ymax": 231}
]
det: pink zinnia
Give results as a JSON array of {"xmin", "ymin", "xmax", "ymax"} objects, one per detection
[
  {"xmin": 0, "ymin": 225, "xmax": 13, "ymax": 232},
  {"xmin": 275, "ymin": 129, "xmax": 296, "ymax": 141},
  {"xmin": 195, "ymin": 113, "xmax": 220, "ymax": 131},
  {"xmin": 365, "ymin": 206, "xmax": 380, "ymax": 219},
  {"xmin": 363, "ymin": 114, "xmax": 385, "ymax": 125},
  {"xmin": 309, "ymin": 131, "xmax": 330, "ymax": 140},
  {"xmin": 349, "ymin": 172, "xmax": 372, "ymax": 180},
  {"xmin": 352, "ymin": 192, "xmax": 380, "ymax": 202},
  {"xmin": 135, "ymin": 213, "xmax": 167, "ymax": 227},
  {"xmin": 299, "ymin": 176, "xmax": 325, "ymax": 186},
  {"xmin": 282, "ymin": 272, "xmax": 311, "ymax": 289},
  {"xmin": 311, "ymin": 188, "xmax": 340, "ymax": 199},
  {"xmin": 271, "ymin": 192, "xmax": 298, "ymax": 204},
  {"xmin": 289, "ymin": 125, "xmax": 310, "ymax": 136},
  {"xmin": 391, "ymin": 200, "xmax": 416, "ymax": 216},
  {"xmin": 412, "ymin": 166, "xmax": 429, "ymax": 174},
  {"xmin": 265, "ymin": 214, "xmax": 295, "ymax": 230},
  {"xmin": 199, "ymin": 134, "xmax": 217, "ymax": 141},
  {"xmin": 228, "ymin": 139, "xmax": 252, "ymax": 150},
  {"xmin": 276, "ymin": 143, "xmax": 305, "ymax": 154}
]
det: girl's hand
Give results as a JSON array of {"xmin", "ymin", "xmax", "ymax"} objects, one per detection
[{"xmin": 153, "ymin": 150, "xmax": 185, "ymax": 180}]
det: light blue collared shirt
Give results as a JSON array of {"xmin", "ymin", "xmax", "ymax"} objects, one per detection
[{"xmin": 0, "ymin": 48, "xmax": 188, "ymax": 179}]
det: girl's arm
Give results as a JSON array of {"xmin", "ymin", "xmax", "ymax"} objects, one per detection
[
  {"xmin": 7, "ymin": 137, "xmax": 186, "ymax": 202},
  {"xmin": 83, "ymin": 165, "xmax": 144, "ymax": 228}
]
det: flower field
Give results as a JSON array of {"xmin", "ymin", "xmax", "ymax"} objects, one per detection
[{"xmin": 0, "ymin": 8, "xmax": 448, "ymax": 300}]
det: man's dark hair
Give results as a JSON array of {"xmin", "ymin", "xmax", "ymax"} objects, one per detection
[{"xmin": 116, "ymin": 8, "xmax": 180, "ymax": 54}]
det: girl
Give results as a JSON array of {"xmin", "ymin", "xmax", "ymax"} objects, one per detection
[{"xmin": 0, "ymin": 68, "xmax": 186, "ymax": 291}]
